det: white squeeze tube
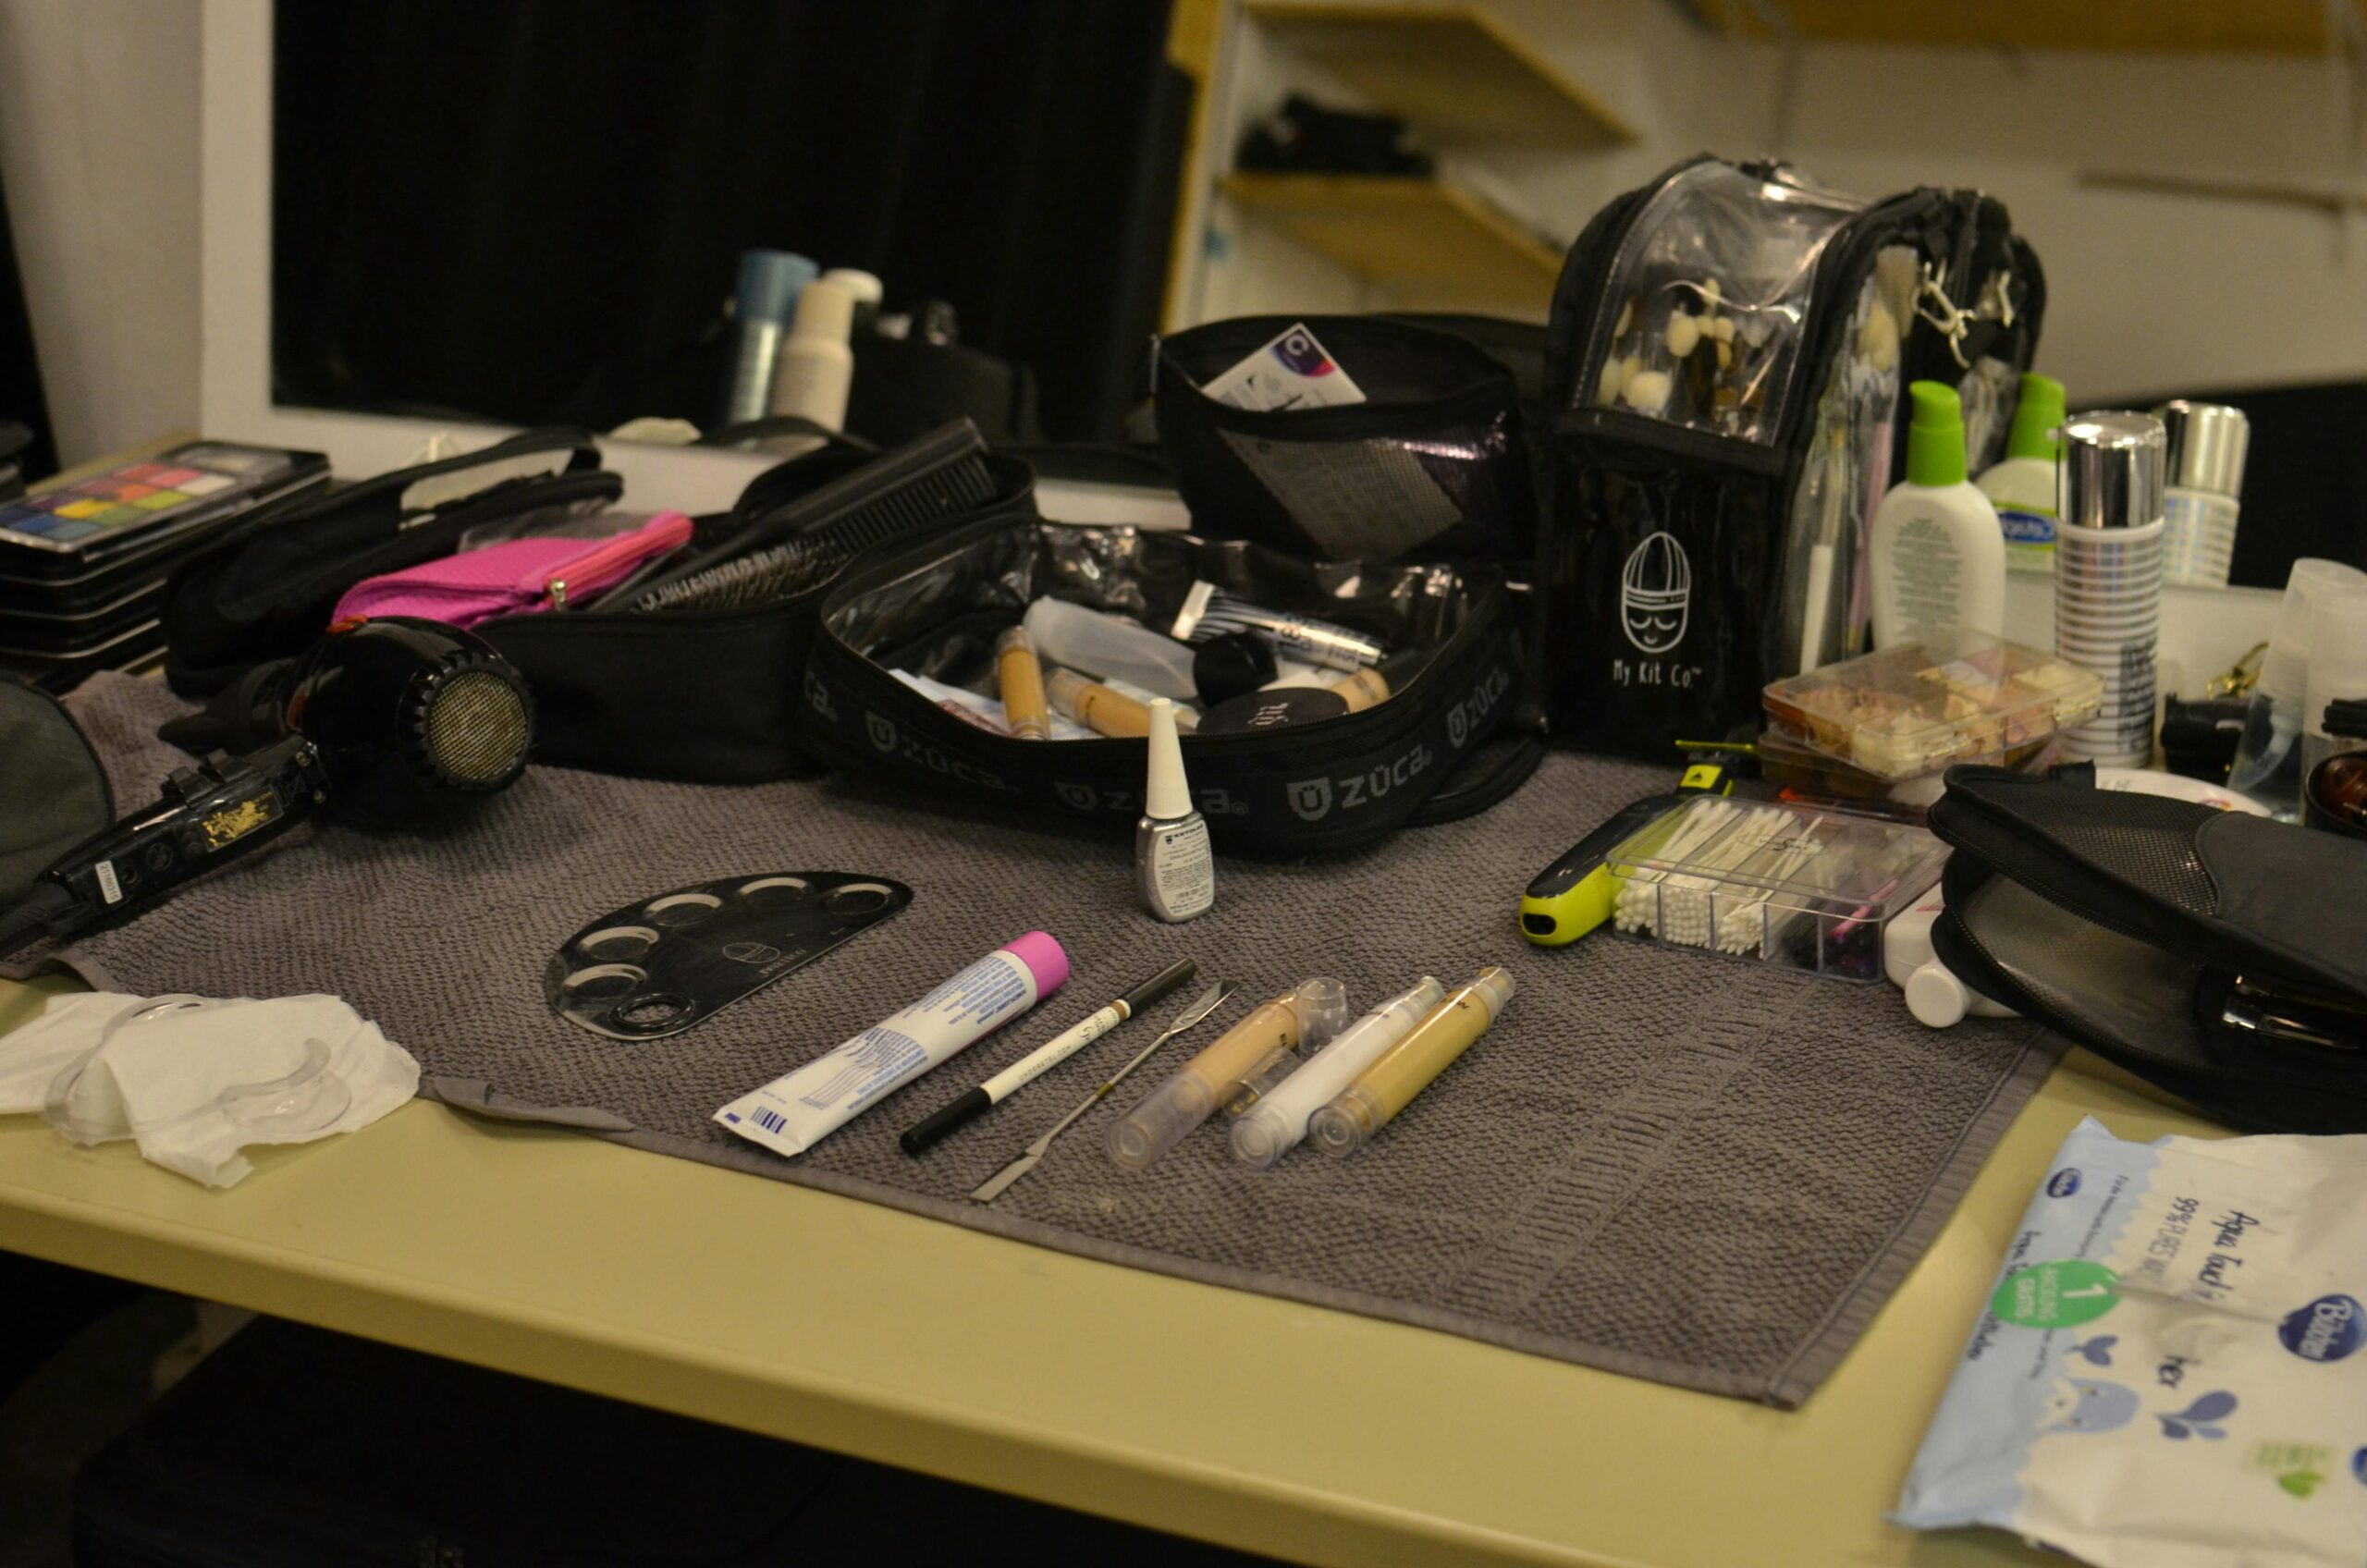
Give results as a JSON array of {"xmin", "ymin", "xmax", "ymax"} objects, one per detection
[
  {"xmin": 717, "ymin": 932, "xmax": 1069, "ymax": 1158},
  {"xmin": 1230, "ymin": 976, "xmax": 1443, "ymax": 1169}
]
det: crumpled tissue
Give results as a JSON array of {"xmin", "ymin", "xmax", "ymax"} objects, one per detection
[{"xmin": 0, "ymin": 991, "xmax": 418, "ymax": 1187}]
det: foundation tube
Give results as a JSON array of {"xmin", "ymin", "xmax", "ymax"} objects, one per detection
[
  {"xmin": 1230, "ymin": 975, "xmax": 1442, "ymax": 1169},
  {"xmin": 997, "ymin": 627, "xmax": 1050, "ymax": 741},
  {"xmin": 717, "ymin": 933, "xmax": 1068, "ymax": 1157},
  {"xmin": 1108, "ymin": 976, "xmax": 1345, "ymax": 1170},
  {"xmin": 1309, "ymin": 966, "xmax": 1514, "ymax": 1158}
]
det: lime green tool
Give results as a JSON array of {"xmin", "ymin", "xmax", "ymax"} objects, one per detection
[{"xmin": 1519, "ymin": 751, "xmax": 1740, "ymax": 948}]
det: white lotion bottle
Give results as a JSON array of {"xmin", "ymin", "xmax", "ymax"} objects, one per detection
[
  {"xmin": 767, "ymin": 276, "xmax": 856, "ymax": 430},
  {"xmin": 1136, "ymin": 699, "xmax": 1214, "ymax": 923},
  {"xmin": 1870, "ymin": 380, "xmax": 2006, "ymax": 646},
  {"xmin": 1975, "ymin": 373, "xmax": 2065, "ymax": 574}
]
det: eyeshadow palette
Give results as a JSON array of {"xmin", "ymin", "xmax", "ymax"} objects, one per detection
[{"xmin": 0, "ymin": 441, "xmax": 329, "ymax": 567}]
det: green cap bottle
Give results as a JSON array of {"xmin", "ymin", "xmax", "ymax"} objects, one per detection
[
  {"xmin": 2002, "ymin": 373, "xmax": 2066, "ymax": 463},
  {"xmin": 1905, "ymin": 380, "xmax": 1968, "ymax": 487}
]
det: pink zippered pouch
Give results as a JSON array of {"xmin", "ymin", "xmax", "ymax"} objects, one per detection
[{"xmin": 330, "ymin": 512, "xmax": 692, "ymax": 628}]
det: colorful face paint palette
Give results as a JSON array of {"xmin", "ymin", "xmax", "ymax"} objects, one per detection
[{"xmin": 0, "ymin": 440, "xmax": 328, "ymax": 564}]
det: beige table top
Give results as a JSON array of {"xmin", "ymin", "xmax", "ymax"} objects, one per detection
[{"xmin": 0, "ymin": 969, "xmax": 2221, "ymax": 1568}]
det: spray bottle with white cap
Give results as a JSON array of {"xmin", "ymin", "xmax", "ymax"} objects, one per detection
[
  {"xmin": 2054, "ymin": 411, "xmax": 2168, "ymax": 766},
  {"xmin": 1137, "ymin": 699, "xmax": 1214, "ymax": 922}
]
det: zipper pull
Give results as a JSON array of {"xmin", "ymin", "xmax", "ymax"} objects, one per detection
[{"xmin": 547, "ymin": 578, "xmax": 568, "ymax": 610}]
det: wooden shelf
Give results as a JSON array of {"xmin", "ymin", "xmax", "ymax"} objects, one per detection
[
  {"xmin": 1245, "ymin": 3, "xmax": 1636, "ymax": 147},
  {"xmin": 1685, "ymin": 0, "xmax": 2361, "ymax": 54},
  {"xmin": 1219, "ymin": 173, "xmax": 1562, "ymax": 314}
]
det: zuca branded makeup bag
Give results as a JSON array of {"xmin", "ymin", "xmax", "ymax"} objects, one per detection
[
  {"xmin": 798, "ymin": 516, "xmax": 1538, "ymax": 852},
  {"xmin": 1155, "ymin": 314, "xmax": 1538, "ymax": 564},
  {"xmin": 1928, "ymin": 768, "xmax": 2367, "ymax": 1133},
  {"xmin": 1538, "ymin": 157, "xmax": 2045, "ymax": 754}
]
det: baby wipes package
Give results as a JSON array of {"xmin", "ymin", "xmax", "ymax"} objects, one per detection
[{"xmin": 1895, "ymin": 1117, "xmax": 2367, "ymax": 1568}]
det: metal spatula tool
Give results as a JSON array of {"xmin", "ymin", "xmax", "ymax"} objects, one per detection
[{"xmin": 969, "ymin": 980, "xmax": 1231, "ymax": 1204}]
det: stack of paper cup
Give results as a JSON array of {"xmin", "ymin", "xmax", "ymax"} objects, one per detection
[
  {"xmin": 2054, "ymin": 412, "xmax": 2168, "ymax": 766},
  {"xmin": 2154, "ymin": 401, "xmax": 2250, "ymax": 589}
]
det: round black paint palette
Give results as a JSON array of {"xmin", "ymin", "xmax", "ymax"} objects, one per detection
[{"xmin": 548, "ymin": 872, "xmax": 913, "ymax": 1041}]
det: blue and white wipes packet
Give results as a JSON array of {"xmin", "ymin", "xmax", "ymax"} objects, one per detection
[{"xmin": 1895, "ymin": 1116, "xmax": 2367, "ymax": 1567}]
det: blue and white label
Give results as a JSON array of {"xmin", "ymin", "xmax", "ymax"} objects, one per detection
[
  {"xmin": 1998, "ymin": 507, "xmax": 2055, "ymax": 547},
  {"xmin": 2047, "ymin": 1168, "xmax": 2082, "ymax": 1198},
  {"xmin": 2278, "ymin": 1294, "xmax": 2363, "ymax": 1363}
]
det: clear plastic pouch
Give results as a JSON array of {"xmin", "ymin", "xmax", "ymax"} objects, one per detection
[{"xmin": 1578, "ymin": 163, "xmax": 1869, "ymax": 445}]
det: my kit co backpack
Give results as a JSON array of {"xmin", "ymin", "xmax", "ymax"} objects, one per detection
[{"xmin": 1537, "ymin": 155, "xmax": 2044, "ymax": 754}]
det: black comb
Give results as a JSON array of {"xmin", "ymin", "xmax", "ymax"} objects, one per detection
[{"xmin": 629, "ymin": 419, "xmax": 995, "ymax": 612}]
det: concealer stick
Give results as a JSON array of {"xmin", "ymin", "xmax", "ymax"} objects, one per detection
[
  {"xmin": 1046, "ymin": 668, "xmax": 1199, "ymax": 738},
  {"xmin": 997, "ymin": 627, "xmax": 1050, "ymax": 741},
  {"xmin": 1108, "ymin": 977, "xmax": 1344, "ymax": 1169},
  {"xmin": 1309, "ymin": 966, "xmax": 1515, "ymax": 1157}
]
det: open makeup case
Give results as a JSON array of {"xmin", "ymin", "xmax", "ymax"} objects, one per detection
[{"xmin": 798, "ymin": 515, "xmax": 1535, "ymax": 851}]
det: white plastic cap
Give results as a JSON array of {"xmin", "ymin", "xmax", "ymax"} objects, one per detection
[
  {"xmin": 1883, "ymin": 899, "xmax": 1945, "ymax": 988},
  {"xmin": 1904, "ymin": 962, "xmax": 1971, "ymax": 1028},
  {"xmin": 2261, "ymin": 559, "xmax": 2367, "ymax": 702},
  {"xmin": 1145, "ymin": 700, "xmax": 1191, "ymax": 820},
  {"xmin": 790, "ymin": 277, "xmax": 855, "ymax": 343},
  {"xmin": 2302, "ymin": 581, "xmax": 2367, "ymax": 740},
  {"xmin": 820, "ymin": 267, "xmax": 883, "ymax": 306}
]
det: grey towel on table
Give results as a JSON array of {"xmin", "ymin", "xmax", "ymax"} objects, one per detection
[{"xmin": 52, "ymin": 673, "xmax": 2054, "ymax": 1406}]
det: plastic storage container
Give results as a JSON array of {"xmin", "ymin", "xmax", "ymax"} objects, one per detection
[
  {"xmin": 1604, "ymin": 796, "xmax": 1948, "ymax": 980},
  {"xmin": 1761, "ymin": 630, "xmax": 2102, "ymax": 781},
  {"xmin": 1754, "ymin": 725, "xmax": 2056, "ymax": 811}
]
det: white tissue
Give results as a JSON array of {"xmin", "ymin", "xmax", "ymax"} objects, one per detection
[{"xmin": 0, "ymin": 991, "xmax": 417, "ymax": 1187}]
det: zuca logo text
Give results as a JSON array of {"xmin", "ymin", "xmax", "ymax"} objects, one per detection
[
  {"xmin": 2279, "ymin": 1294, "xmax": 2362, "ymax": 1363},
  {"xmin": 1286, "ymin": 743, "xmax": 1434, "ymax": 823},
  {"xmin": 1446, "ymin": 665, "xmax": 1513, "ymax": 751},
  {"xmin": 866, "ymin": 712, "xmax": 1021, "ymax": 793}
]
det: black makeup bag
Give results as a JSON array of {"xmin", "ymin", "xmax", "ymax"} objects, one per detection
[
  {"xmin": 1928, "ymin": 767, "xmax": 2367, "ymax": 1133},
  {"xmin": 1537, "ymin": 157, "xmax": 2046, "ymax": 755},
  {"xmin": 478, "ymin": 454, "xmax": 1039, "ymax": 783},
  {"xmin": 161, "ymin": 428, "xmax": 620, "ymax": 696},
  {"xmin": 1154, "ymin": 314, "xmax": 1537, "ymax": 563},
  {"xmin": 797, "ymin": 515, "xmax": 1538, "ymax": 852}
]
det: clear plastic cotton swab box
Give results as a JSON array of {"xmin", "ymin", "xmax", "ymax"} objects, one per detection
[
  {"xmin": 1762, "ymin": 630, "xmax": 2103, "ymax": 781},
  {"xmin": 1605, "ymin": 797, "xmax": 1947, "ymax": 981}
]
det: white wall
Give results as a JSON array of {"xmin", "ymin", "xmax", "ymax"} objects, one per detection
[
  {"xmin": 1684, "ymin": 40, "xmax": 2367, "ymax": 403},
  {"xmin": 1196, "ymin": 0, "xmax": 2367, "ymax": 406},
  {"xmin": 0, "ymin": 0, "xmax": 202, "ymax": 469}
]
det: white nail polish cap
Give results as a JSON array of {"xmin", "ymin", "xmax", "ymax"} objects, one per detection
[{"xmin": 1146, "ymin": 700, "xmax": 1192, "ymax": 820}]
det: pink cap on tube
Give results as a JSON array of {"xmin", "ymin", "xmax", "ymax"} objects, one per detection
[{"xmin": 1000, "ymin": 931, "xmax": 1069, "ymax": 998}]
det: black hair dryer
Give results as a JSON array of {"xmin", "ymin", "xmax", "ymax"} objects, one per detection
[{"xmin": 0, "ymin": 619, "xmax": 533, "ymax": 956}]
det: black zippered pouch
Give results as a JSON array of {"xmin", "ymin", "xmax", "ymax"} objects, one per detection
[
  {"xmin": 1927, "ymin": 767, "xmax": 2367, "ymax": 1132},
  {"xmin": 1536, "ymin": 158, "xmax": 2047, "ymax": 756},
  {"xmin": 1154, "ymin": 314, "xmax": 1536, "ymax": 563},
  {"xmin": 480, "ymin": 454, "xmax": 1039, "ymax": 783},
  {"xmin": 798, "ymin": 515, "xmax": 1536, "ymax": 852},
  {"xmin": 162, "ymin": 427, "xmax": 619, "ymax": 696}
]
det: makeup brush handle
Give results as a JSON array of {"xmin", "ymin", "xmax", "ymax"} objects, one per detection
[{"xmin": 900, "ymin": 1086, "xmax": 991, "ymax": 1156}]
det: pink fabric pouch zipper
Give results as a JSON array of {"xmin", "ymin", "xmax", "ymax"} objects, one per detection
[{"xmin": 330, "ymin": 512, "xmax": 693, "ymax": 627}]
